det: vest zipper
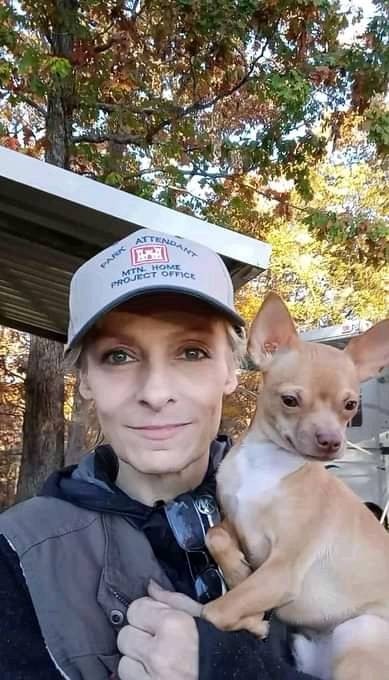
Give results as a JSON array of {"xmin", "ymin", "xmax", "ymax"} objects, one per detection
[{"xmin": 112, "ymin": 590, "xmax": 130, "ymax": 608}]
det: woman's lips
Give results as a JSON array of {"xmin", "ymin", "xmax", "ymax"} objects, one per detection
[{"xmin": 127, "ymin": 423, "xmax": 191, "ymax": 440}]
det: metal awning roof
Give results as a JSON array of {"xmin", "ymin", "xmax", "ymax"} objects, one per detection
[{"xmin": 0, "ymin": 147, "xmax": 271, "ymax": 342}]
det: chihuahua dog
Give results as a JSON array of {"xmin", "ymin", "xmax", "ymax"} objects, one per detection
[{"xmin": 200, "ymin": 293, "xmax": 389, "ymax": 680}]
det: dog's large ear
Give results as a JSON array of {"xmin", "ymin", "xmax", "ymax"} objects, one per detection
[
  {"xmin": 344, "ymin": 319, "xmax": 389, "ymax": 382},
  {"xmin": 248, "ymin": 293, "xmax": 299, "ymax": 369}
]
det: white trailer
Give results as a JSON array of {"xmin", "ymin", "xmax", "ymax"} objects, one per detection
[{"xmin": 300, "ymin": 320, "xmax": 389, "ymax": 522}]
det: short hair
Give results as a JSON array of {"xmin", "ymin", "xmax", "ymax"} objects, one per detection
[{"xmin": 225, "ymin": 323, "xmax": 246, "ymax": 368}]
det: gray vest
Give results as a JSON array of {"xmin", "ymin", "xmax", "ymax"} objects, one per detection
[{"xmin": 0, "ymin": 496, "xmax": 173, "ymax": 679}]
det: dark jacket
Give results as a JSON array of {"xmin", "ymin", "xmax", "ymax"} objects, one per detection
[{"xmin": 0, "ymin": 442, "xmax": 317, "ymax": 680}]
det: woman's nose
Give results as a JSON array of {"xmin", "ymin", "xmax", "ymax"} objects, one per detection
[{"xmin": 136, "ymin": 364, "xmax": 176, "ymax": 410}]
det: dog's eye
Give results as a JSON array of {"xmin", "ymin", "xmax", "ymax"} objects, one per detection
[
  {"xmin": 345, "ymin": 399, "xmax": 358, "ymax": 411},
  {"xmin": 281, "ymin": 395, "xmax": 299, "ymax": 408}
]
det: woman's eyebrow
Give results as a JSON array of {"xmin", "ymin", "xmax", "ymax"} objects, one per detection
[
  {"xmin": 93, "ymin": 333, "xmax": 138, "ymax": 346},
  {"xmin": 170, "ymin": 325, "xmax": 215, "ymax": 337},
  {"xmin": 92, "ymin": 329, "xmax": 216, "ymax": 351}
]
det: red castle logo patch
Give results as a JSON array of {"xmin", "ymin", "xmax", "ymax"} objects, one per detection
[{"xmin": 131, "ymin": 245, "xmax": 169, "ymax": 266}]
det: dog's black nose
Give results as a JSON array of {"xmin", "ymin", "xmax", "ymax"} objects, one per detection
[{"xmin": 315, "ymin": 432, "xmax": 342, "ymax": 453}]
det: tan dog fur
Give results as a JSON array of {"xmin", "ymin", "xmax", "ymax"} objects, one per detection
[{"xmin": 202, "ymin": 293, "xmax": 389, "ymax": 680}]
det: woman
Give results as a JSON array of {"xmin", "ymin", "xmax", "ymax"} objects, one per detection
[{"xmin": 0, "ymin": 228, "xmax": 316, "ymax": 680}]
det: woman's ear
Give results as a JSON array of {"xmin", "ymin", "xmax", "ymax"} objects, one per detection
[
  {"xmin": 223, "ymin": 366, "xmax": 238, "ymax": 396},
  {"xmin": 79, "ymin": 370, "xmax": 93, "ymax": 400}
]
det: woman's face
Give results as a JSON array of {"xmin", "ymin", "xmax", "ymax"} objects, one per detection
[{"xmin": 79, "ymin": 295, "xmax": 238, "ymax": 478}]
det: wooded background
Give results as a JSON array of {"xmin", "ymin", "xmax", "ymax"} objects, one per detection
[{"xmin": 0, "ymin": 0, "xmax": 388, "ymax": 508}]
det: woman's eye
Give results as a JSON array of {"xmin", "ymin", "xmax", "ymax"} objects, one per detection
[
  {"xmin": 180, "ymin": 347, "xmax": 209, "ymax": 361},
  {"xmin": 104, "ymin": 349, "xmax": 134, "ymax": 365}
]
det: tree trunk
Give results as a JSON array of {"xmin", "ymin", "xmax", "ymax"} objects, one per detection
[
  {"xmin": 16, "ymin": 0, "xmax": 77, "ymax": 501},
  {"xmin": 45, "ymin": 1, "xmax": 75, "ymax": 167},
  {"xmin": 16, "ymin": 337, "xmax": 65, "ymax": 501},
  {"xmin": 65, "ymin": 377, "xmax": 87, "ymax": 466}
]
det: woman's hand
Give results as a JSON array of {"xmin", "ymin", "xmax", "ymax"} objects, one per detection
[{"xmin": 117, "ymin": 581, "xmax": 202, "ymax": 680}]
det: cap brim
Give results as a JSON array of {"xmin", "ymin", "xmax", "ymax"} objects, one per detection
[{"xmin": 66, "ymin": 285, "xmax": 245, "ymax": 353}]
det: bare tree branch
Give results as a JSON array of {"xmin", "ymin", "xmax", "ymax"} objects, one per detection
[
  {"xmin": 150, "ymin": 182, "xmax": 209, "ymax": 204},
  {"xmin": 77, "ymin": 166, "xmax": 165, "ymax": 180},
  {"xmin": 146, "ymin": 40, "xmax": 269, "ymax": 140},
  {"xmin": 185, "ymin": 166, "xmax": 254, "ymax": 180},
  {"xmin": 130, "ymin": 0, "xmax": 148, "ymax": 22},
  {"xmin": 73, "ymin": 42, "xmax": 268, "ymax": 147},
  {"xmin": 0, "ymin": 408, "xmax": 24, "ymax": 418},
  {"xmin": 181, "ymin": 167, "xmax": 307, "ymax": 213},
  {"xmin": 129, "ymin": 0, "xmax": 142, "ymax": 14},
  {"xmin": 72, "ymin": 130, "xmax": 145, "ymax": 146},
  {"xmin": 15, "ymin": 96, "xmax": 46, "ymax": 117},
  {"xmin": 1, "ymin": 368, "xmax": 25, "ymax": 383},
  {"xmin": 186, "ymin": 46, "xmax": 267, "ymax": 116},
  {"xmin": 167, "ymin": 185, "xmax": 208, "ymax": 204},
  {"xmin": 92, "ymin": 20, "xmax": 116, "ymax": 39},
  {"xmin": 96, "ymin": 102, "xmax": 156, "ymax": 116},
  {"xmin": 75, "ymin": 161, "xmax": 309, "ymax": 218},
  {"xmin": 93, "ymin": 37, "xmax": 117, "ymax": 54}
]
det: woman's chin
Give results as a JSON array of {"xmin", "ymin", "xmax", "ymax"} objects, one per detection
[{"xmin": 121, "ymin": 444, "xmax": 205, "ymax": 477}]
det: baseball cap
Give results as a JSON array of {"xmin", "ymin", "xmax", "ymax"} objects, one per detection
[{"xmin": 66, "ymin": 228, "xmax": 245, "ymax": 351}]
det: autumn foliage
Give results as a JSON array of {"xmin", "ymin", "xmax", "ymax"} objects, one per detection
[{"xmin": 0, "ymin": 0, "xmax": 388, "ymax": 505}]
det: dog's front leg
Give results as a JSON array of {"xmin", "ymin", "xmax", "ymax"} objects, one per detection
[
  {"xmin": 202, "ymin": 550, "xmax": 299, "ymax": 633},
  {"xmin": 206, "ymin": 520, "xmax": 268, "ymax": 637},
  {"xmin": 206, "ymin": 519, "xmax": 252, "ymax": 589}
]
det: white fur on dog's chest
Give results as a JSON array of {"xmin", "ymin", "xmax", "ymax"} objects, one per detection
[{"xmin": 220, "ymin": 434, "xmax": 304, "ymax": 514}]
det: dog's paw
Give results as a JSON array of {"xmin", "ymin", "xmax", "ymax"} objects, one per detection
[
  {"xmin": 202, "ymin": 601, "xmax": 268, "ymax": 638},
  {"xmin": 239, "ymin": 615, "xmax": 269, "ymax": 639},
  {"xmin": 202, "ymin": 600, "xmax": 236, "ymax": 631}
]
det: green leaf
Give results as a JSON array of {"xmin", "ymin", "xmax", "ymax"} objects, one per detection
[
  {"xmin": 18, "ymin": 47, "xmax": 40, "ymax": 75},
  {"xmin": 367, "ymin": 110, "xmax": 389, "ymax": 153},
  {"xmin": 0, "ymin": 62, "xmax": 12, "ymax": 85},
  {"xmin": 230, "ymin": 196, "xmax": 245, "ymax": 210},
  {"xmin": 49, "ymin": 57, "xmax": 72, "ymax": 80},
  {"xmin": 105, "ymin": 172, "xmax": 123, "ymax": 186}
]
